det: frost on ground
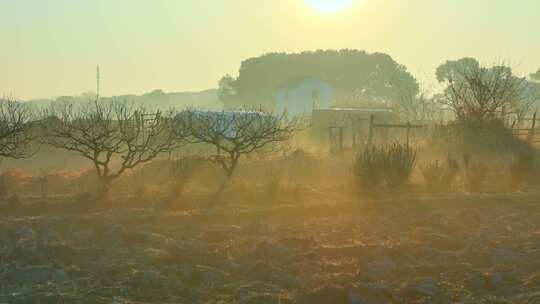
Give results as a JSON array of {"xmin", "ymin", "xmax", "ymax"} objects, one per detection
[{"xmin": 1, "ymin": 191, "xmax": 540, "ymax": 303}]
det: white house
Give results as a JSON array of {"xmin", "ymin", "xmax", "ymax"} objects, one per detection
[{"xmin": 275, "ymin": 76, "xmax": 334, "ymax": 117}]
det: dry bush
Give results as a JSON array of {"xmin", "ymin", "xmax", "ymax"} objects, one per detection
[
  {"xmin": 260, "ymin": 166, "xmax": 285, "ymax": 201},
  {"xmin": 0, "ymin": 168, "xmax": 31, "ymax": 202},
  {"xmin": 431, "ymin": 118, "xmax": 537, "ymax": 193},
  {"xmin": 462, "ymin": 155, "xmax": 488, "ymax": 193},
  {"xmin": 352, "ymin": 146, "xmax": 386, "ymax": 191},
  {"xmin": 383, "ymin": 143, "xmax": 417, "ymax": 188},
  {"xmin": 431, "ymin": 120, "xmax": 532, "ymax": 157},
  {"xmin": 422, "ymin": 157, "xmax": 460, "ymax": 193},
  {"xmin": 0, "ymin": 173, "xmax": 7, "ymax": 200},
  {"xmin": 282, "ymin": 149, "xmax": 319, "ymax": 185},
  {"xmin": 217, "ymin": 160, "xmax": 286, "ymax": 204},
  {"xmin": 132, "ymin": 168, "xmax": 149, "ymax": 201},
  {"xmin": 488, "ymin": 151, "xmax": 538, "ymax": 192},
  {"xmin": 352, "ymin": 143, "xmax": 417, "ymax": 194},
  {"xmin": 54, "ymin": 169, "xmax": 95, "ymax": 196},
  {"xmin": 169, "ymin": 156, "xmax": 202, "ymax": 197},
  {"xmin": 508, "ymin": 150, "xmax": 537, "ymax": 186}
]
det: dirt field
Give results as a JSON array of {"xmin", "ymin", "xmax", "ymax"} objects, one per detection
[{"xmin": 2, "ymin": 189, "xmax": 540, "ymax": 303}]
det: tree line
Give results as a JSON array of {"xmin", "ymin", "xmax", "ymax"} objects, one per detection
[{"xmin": 219, "ymin": 50, "xmax": 540, "ymax": 122}]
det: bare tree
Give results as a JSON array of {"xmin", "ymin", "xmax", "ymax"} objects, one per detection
[
  {"xmin": 387, "ymin": 69, "xmax": 444, "ymax": 123},
  {"xmin": 442, "ymin": 64, "xmax": 534, "ymax": 124},
  {"xmin": 0, "ymin": 98, "xmax": 35, "ymax": 159},
  {"xmin": 42, "ymin": 99, "xmax": 186, "ymax": 197},
  {"xmin": 181, "ymin": 110, "xmax": 302, "ymax": 183}
]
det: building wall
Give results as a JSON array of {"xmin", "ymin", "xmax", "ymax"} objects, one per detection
[
  {"xmin": 310, "ymin": 109, "xmax": 395, "ymax": 149},
  {"xmin": 275, "ymin": 78, "xmax": 334, "ymax": 117}
]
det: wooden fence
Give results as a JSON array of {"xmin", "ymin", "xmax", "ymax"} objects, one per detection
[
  {"xmin": 512, "ymin": 111, "xmax": 540, "ymax": 146},
  {"xmin": 367, "ymin": 115, "xmax": 423, "ymax": 147}
]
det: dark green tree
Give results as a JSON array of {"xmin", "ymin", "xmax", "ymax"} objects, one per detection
[
  {"xmin": 217, "ymin": 75, "xmax": 239, "ymax": 107},
  {"xmin": 219, "ymin": 49, "xmax": 418, "ymax": 109},
  {"xmin": 436, "ymin": 57, "xmax": 480, "ymax": 83},
  {"xmin": 531, "ymin": 68, "xmax": 540, "ymax": 82}
]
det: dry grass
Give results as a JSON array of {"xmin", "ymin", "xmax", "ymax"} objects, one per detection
[{"xmin": 2, "ymin": 189, "xmax": 540, "ymax": 303}]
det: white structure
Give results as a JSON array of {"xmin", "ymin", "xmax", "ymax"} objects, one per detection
[{"xmin": 275, "ymin": 76, "xmax": 334, "ymax": 117}]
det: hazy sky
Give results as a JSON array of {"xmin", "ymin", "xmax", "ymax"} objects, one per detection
[{"xmin": 1, "ymin": 0, "xmax": 539, "ymax": 100}]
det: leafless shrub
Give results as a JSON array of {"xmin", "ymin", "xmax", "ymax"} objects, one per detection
[
  {"xmin": 352, "ymin": 143, "xmax": 416, "ymax": 193},
  {"xmin": 383, "ymin": 143, "xmax": 417, "ymax": 189},
  {"xmin": 431, "ymin": 119, "xmax": 536, "ymax": 177},
  {"xmin": 492, "ymin": 151, "xmax": 537, "ymax": 192},
  {"xmin": 508, "ymin": 152, "xmax": 535, "ymax": 187},
  {"xmin": 261, "ymin": 166, "xmax": 284, "ymax": 200},
  {"xmin": 422, "ymin": 158, "xmax": 460, "ymax": 193},
  {"xmin": 170, "ymin": 156, "xmax": 201, "ymax": 197},
  {"xmin": 462, "ymin": 155, "xmax": 488, "ymax": 193},
  {"xmin": 352, "ymin": 146, "xmax": 386, "ymax": 191}
]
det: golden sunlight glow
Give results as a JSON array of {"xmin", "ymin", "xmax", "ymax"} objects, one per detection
[{"xmin": 304, "ymin": 0, "xmax": 355, "ymax": 14}]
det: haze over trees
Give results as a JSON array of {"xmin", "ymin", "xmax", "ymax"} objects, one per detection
[
  {"xmin": 218, "ymin": 49, "xmax": 419, "ymax": 109},
  {"xmin": 26, "ymin": 89, "xmax": 222, "ymax": 112},
  {"xmin": 3, "ymin": 51, "xmax": 540, "ymax": 303}
]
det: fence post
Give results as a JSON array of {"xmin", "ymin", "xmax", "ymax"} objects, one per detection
[
  {"xmin": 529, "ymin": 110, "xmax": 537, "ymax": 144},
  {"xmin": 406, "ymin": 121, "xmax": 411, "ymax": 147},
  {"xmin": 368, "ymin": 115, "xmax": 374, "ymax": 147}
]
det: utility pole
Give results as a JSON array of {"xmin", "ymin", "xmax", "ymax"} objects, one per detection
[{"xmin": 96, "ymin": 65, "xmax": 101, "ymax": 99}]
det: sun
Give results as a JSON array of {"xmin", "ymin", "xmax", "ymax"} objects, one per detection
[{"xmin": 304, "ymin": 0, "xmax": 354, "ymax": 14}]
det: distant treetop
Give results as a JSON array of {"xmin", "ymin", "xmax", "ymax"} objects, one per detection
[{"xmin": 531, "ymin": 68, "xmax": 540, "ymax": 82}]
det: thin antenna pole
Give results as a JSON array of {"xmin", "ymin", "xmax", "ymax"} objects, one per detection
[{"xmin": 96, "ymin": 65, "xmax": 101, "ymax": 99}]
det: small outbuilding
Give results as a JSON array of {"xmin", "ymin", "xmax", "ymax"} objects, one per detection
[
  {"xmin": 275, "ymin": 76, "xmax": 334, "ymax": 117},
  {"xmin": 310, "ymin": 107, "xmax": 396, "ymax": 151}
]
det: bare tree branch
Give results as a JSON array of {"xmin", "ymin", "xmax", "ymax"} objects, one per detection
[
  {"xmin": 179, "ymin": 109, "xmax": 303, "ymax": 183},
  {"xmin": 442, "ymin": 64, "xmax": 534, "ymax": 124},
  {"xmin": 42, "ymin": 99, "xmax": 187, "ymax": 197},
  {"xmin": 0, "ymin": 97, "xmax": 35, "ymax": 159}
]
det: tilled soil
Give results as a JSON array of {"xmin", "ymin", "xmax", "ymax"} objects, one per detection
[{"xmin": 1, "ymin": 190, "xmax": 540, "ymax": 303}]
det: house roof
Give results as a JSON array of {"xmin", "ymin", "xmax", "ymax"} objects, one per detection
[{"xmin": 314, "ymin": 107, "xmax": 393, "ymax": 114}]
